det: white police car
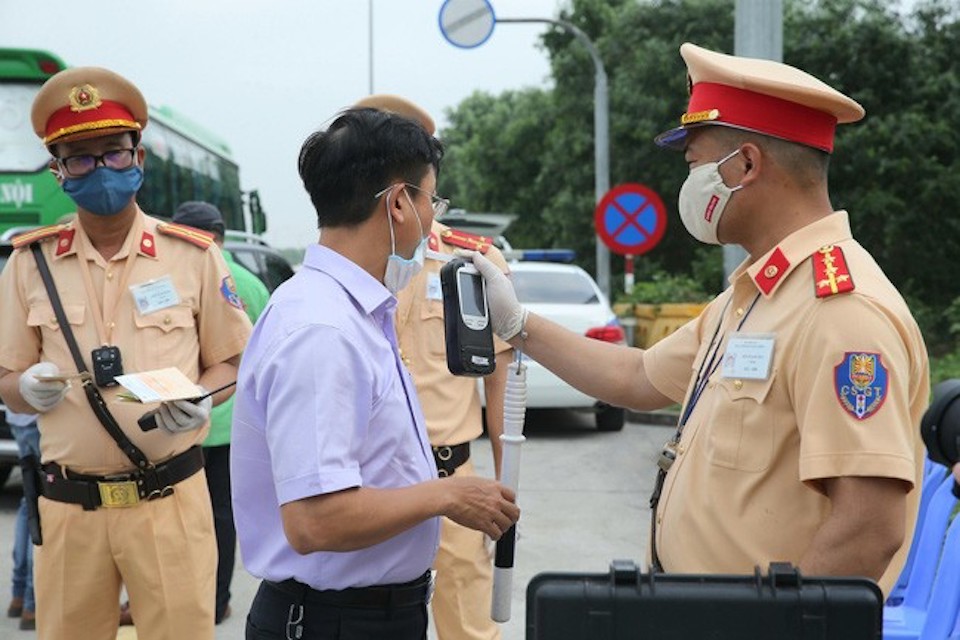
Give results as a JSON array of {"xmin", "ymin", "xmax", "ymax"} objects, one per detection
[{"xmin": 504, "ymin": 252, "xmax": 626, "ymax": 431}]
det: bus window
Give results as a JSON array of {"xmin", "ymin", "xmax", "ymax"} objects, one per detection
[{"xmin": 0, "ymin": 83, "xmax": 49, "ymax": 172}]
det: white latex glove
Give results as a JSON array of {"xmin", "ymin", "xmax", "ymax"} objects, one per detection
[
  {"xmin": 155, "ymin": 387, "xmax": 212, "ymax": 434},
  {"xmin": 19, "ymin": 362, "xmax": 70, "ymax": 413},
  {"xmin": 464, "ymin": 251, "xmax": 528, "ymax": 341}
]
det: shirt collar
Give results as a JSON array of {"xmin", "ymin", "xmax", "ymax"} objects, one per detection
[
  {"xmin": 731, "ymin": 211, "xmax": 854, "ymax": 297},
  {"xmin": 303, "ymin": 244, "xmax": 395, "ymax": 316},
  {"xmin": 59, "ymin": 209, "xmax": 154, "ymax": 262}
]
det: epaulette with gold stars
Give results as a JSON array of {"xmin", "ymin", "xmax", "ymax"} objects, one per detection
[
  {"xmin": 155, "ymin": 222, "xmax": 214, "ymax": 249},
  {"xmin": 11, "ymin": 224, "xmax": 69, "ymax": 250},
  {"xmin": 439, "ymin": 228, "xmax": 491, "ymax": 254},
  {"xmin": 813, "ymin": 245, "xmax": 855, "ymax": 298}
]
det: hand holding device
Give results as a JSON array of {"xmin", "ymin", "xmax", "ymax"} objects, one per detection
[
  {"xmin": 441, "ymin": 258, "xmax": 496, "ymax": 376},
  {"xmin": 19, "ymin": 362, "xmax": 70, "ymax": 412},
  {"xmin": 465, "ymin": 251, "xmax": 528, "ymax": 341},
  {"xmin": 139, "ymin": 381, "xmax": 235, "ymax": 432}
]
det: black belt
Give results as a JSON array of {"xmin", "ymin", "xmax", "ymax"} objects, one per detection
[
  {"xmin": 40, "ymin": 446, "xmax": 205, "ymax": 511},
  {"xmin": 432, "ymin": 442, "xmax": 470, "ymax": 477},
  {"xmin": 265, "ymin": 571, "xmax": 431, "ymax": 610}
]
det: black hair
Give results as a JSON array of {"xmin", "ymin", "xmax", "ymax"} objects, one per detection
[
  {"xmin": 297, "ymin": 108, "xmax": 444, "ymax": 229},
  {"xmin": 711, "ymin": 126, "xmax": 830, "ymax": 188}
]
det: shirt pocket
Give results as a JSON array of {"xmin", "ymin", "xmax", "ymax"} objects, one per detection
[
  {"xmin": 133, "ymin": 305, "xmax": 196, "ymax": 359},
  {"xmin": 704, "ymin": 371, "xmax": 777, "ymax": 472},
  {"xmin": 419, "ymin": 298, "xmax": 447, "ymax": 358},
  {"xmin": 27, "ymin": 303, "xmax": 85, "ymax": 334}
]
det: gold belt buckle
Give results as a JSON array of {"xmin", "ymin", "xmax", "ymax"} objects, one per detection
[{"xmin": 98, "ymin": 480, "xmax": 140, "ymax": 508}]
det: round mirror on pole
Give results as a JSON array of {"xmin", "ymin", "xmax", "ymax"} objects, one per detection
[{"xmin": 439, "ymin": 0, "xmax": 496, "ymax": 49}]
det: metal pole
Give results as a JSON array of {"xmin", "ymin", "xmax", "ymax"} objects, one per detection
[
  {"xmin": 499, "ymin": 18, "xmax": 611, "ymax": 298},
  {"xmin": 725, "ymin": 0, "xmax": 782, "ymax": 285},
  {"xmin": 368, "ymin": 0, "xmax": 375, "ymax": 94}
]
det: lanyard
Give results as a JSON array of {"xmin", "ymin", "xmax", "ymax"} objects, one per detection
[
  {"xmin": 75, "ymin": 229, "xmax": 139, "ymax": 346},
  {"xmin": 677, "ymin": 291, "xmax": 762, "ymax": 430}
]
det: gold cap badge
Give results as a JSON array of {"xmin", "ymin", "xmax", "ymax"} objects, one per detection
[{"xmin": 68, "ymin": 84, "xmax": 102, "ymax": 112}]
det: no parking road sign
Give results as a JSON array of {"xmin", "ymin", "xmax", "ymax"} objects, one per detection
[{"xmin": 594, "ymin": 183, "xmax": 667, "ymax": 256}]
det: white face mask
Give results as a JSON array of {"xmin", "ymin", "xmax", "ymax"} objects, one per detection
[
  {"xmin": 383, "ymin": 190, "xmax": 427, "ymax": 295},
  {"xmin": 677, "ymin": 148, "xmax": 743, "ymax": 245}
]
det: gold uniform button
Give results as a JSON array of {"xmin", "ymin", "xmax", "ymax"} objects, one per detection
[
  {"xmin": 163, "ymin": 316, "xmax": 172, "ymax": 325},
  {"xmin": 735, "ymin": 307, "xmax": 744, "ymax": 317},
  {"xmin": 677, "ymin": 444, "xmax": 685, "ymax": 454},
  {"xmin": 106, "ymin": 271, "xmax": 114, "ymax": 280},
  {"xmin": 764, "ymin": 265, "xmax": 779, "ymax": 279},
  {"xmin": 734, "ymin": 379, "xmax": 743, "ymax": 390}
]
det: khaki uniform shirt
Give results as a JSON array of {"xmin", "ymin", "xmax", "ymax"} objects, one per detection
[
  {"xmin": 644, "ymin": 212, "xmax": 928, "ymax": 596},
  {"xmin": 395, "ymin": 221, "xmax": 511, "ymax": 445},
  {"xmin": 0, "ymin": 211, "xmax": 252, "ymax": 475}
]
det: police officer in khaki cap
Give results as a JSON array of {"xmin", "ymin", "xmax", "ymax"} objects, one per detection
[
  {"xmin": 464, "ymin": 43, "xmax": 928, "ymax": 597},
  {"xmin": 0, "ymin": 66, "xmax": 252, "ymax": 639},
  {"xmin": 357, "ymin": 94, "xmax": 511, "ymax": 640}
]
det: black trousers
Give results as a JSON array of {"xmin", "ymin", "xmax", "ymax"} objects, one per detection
[
  {"xmin": 245, "ymin": 579, "xmax": 429, "ymax": 640},
  {"xmin": 203, "ymin": 444, "xmax": 236, "ymax": 622}
]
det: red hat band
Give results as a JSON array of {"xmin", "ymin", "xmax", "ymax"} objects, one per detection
[
  {"xmin": 44, "ymin": 99, "xmax": 140, "ymax": 145},
  {"xmin": 685, "ymin": 82, "xmax": 838, "ymax": 152}
]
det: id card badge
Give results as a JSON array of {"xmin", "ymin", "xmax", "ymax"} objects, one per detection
[
  {"xmin": 426, "ymin": 273, "xmax": 442, "ymax": 301},
  {"xmin": 130, "ymin": 275, "xmax": 181, "ymax": 315},
  {"xmin": 721, "ymin": 333, "xmax": 775, "ymax": 380}
]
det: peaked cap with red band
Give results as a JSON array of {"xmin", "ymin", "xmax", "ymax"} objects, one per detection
[
  {"xmin": 655, "ymin": 43, "xmax": 864, "ymax": 153},
  {"xmin": 31, "ymin": 66, "xmax": 148, "ymax": 146}
]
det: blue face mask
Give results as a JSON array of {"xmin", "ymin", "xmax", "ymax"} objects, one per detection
[{"xmin": 63, "ymin": 166, "xmax": 144, "ymax": 216}]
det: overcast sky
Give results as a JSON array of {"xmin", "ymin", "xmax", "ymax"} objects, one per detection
[{"xmin": 1, "ymin": 0, "xmax": 565, "ymax": 248}]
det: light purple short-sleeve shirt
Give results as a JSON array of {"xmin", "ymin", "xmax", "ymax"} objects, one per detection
[{"xmin": 231, "ymin": 244, "xmax": 439, "ymax": 590}]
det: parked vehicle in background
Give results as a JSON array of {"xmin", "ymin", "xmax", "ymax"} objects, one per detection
[
  {"xmin": 507, "ymin": 258, "xmax": 627, "ymax": 432},
  {"xmin": 224, "ymin": 231, "xmax": 295, "ymax": 292},
  {"xmin": 0, "ymin": 47, "xmax": 267, "ymax": 238}
]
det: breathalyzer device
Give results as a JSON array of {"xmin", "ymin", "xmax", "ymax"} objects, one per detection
[{"xmin": 440, "ymin": 257, "xmax": 495, "ymax": 377}]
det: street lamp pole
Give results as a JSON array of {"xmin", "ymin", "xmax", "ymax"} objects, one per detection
[{"xmin": 498, "ymin": 18, "xmax": 611, "ymax": 298}]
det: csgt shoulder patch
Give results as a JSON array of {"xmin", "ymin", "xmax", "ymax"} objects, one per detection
[
  {"xmin": 834, "ymin": 352, "xmax": 888, "ymax": 420},
  {"xmin": 220, "ymin": 275, "xmax": 244, "ymax": 310}
]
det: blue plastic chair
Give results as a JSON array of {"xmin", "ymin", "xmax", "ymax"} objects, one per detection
[
  {"xmin": 884, "ymin": 478, "xmax": 958, "ymax": 640},
  {"xmin": 888, "ymin": 465, "xmax": 950, "ymax": 606},
  {"xmin": 917, "ymin": 511, "xmax": 960, "ymax": 639}
]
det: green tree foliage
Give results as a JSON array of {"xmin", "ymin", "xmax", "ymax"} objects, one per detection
[{"xmin": 438, "ymin": 0, "xmax": 960, "ymax": 352}]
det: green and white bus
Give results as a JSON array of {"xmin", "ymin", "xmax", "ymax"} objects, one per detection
[{"xmin": 0, "ymin": 47, "xmax": 266, "ymax": 236}]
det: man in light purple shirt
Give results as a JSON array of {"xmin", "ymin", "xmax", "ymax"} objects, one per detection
[{"xmin": 232, "ymin": 106, "xmax": 520, "ymax": 640}]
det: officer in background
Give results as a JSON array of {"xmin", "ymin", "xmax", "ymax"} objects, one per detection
[
  {"xmin": 355, "ymin": 95, "xmax": 511, "ymax": 640},
  {"xmin": 0, "ymin": 67, "xmax": 252, "ymax": 639},
  {"xmin": 466, "ymin": 43, "xmax": 928, "ymax": 597}
]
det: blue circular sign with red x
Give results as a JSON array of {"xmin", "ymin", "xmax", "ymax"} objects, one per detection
[{"xmin": 594, "ymin": 183, "xmax": 667, "ymax": 256}]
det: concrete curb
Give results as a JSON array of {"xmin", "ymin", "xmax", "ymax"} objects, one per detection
[{"xmin": 626, "ymin": 409, "xmax": 680, "ymax": 427}]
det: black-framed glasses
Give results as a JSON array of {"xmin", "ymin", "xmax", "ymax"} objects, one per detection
[
  {"xmin": 57, "ymin": 148, "xmax": 137, "ymax": 177},
  {"xmin": 374, "ymin": 182, "xmax": 450, "ymax": 219}
]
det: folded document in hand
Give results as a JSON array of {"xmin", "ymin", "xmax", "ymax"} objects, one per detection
[{"xmin": 114, "ymin": 367, "xmax": 200, "ymax": 403}]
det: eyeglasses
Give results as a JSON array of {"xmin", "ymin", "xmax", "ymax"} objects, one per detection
[
  {"xmin": 57, "ymin": 148, "xmax": 137, "ymax": 177},
  {"xmin": 374, "ymin": 182, "xmax": 450, "ymax": 219}
]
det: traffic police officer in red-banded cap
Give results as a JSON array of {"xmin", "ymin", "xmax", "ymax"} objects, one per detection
[
  {"xmin": 0, "ymin": 66, "xmax": 252, "ymax": 639},
  {"xmin": 465, "ymin": 42, "xmax": 929, "ymax": 597}
]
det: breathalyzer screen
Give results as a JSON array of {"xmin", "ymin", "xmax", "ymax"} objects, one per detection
[{"xmin": 458, "ymin": 271, "xmax": 486, "ymax": 317}]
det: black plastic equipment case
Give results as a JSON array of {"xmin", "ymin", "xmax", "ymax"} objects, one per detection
[{"xmin": 526, "ymin": 560, "xmax": 882, "ymax": 640}]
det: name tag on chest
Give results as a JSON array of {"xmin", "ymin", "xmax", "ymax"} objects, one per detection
[
  {"xmin": 130, "ymin": 276, "xmax": 181, "ymax": 315},
  {"xmin": 426, "ymin": 273, "xmax": 442, "ymax": 301},
  {"xmin": 721, "ymin": 333, "xmax": 775, "ymax": 380}
]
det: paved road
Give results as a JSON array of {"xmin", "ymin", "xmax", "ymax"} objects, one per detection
[{"xmin": 0, "ymin": 410, "xmax": 670, "ymax": 639}]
